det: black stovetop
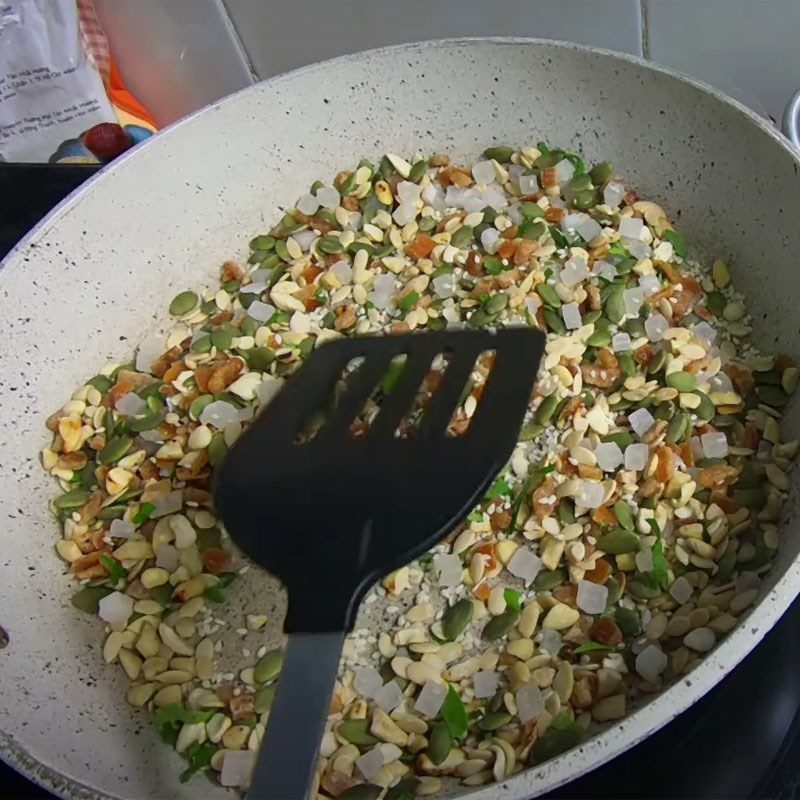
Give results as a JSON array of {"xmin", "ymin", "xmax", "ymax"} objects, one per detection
[{"xmin": 3, "ymin": 163, "xmax": 800, "ymax": 800}]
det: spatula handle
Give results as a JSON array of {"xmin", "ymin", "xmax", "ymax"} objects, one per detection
[{"xmin": 248, "ymin": 631, "xmax": 345, "ymax": 799}]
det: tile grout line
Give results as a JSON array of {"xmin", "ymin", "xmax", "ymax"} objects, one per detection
[
  {"xmin": 216, "ymin": 0, "xmax": 260, "ymax": 83},
  {"xmin": 639, "ymin": 0, "xmax": 650, "ymax": 58}
]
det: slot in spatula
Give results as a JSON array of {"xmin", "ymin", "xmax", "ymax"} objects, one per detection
[{"xmin": 215, "ymin": 327, "xmax": 545, "ymax": 799}]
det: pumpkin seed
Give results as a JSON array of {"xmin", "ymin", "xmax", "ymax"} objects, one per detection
[
  {"xmin": 250, "ymin": 235, "xmax": 276, "ymax": 251},
  {"xmin": 408, "ymin": 159, "xmax": 428, "ymax": 182},
  {"xmin": 596, "ymin": 528, "xmax": 640, "ymax": 554},
  {"xmin": 469, "ymin": 309, "xmax": 494, "ymax": 328},
  {"xmin": 534, "ymin": 569, "xmax": 566, "ymax": 591},
  {"xmin": 169, "ymin": 291, "xmax": 198, "ymax": 317},
  {"xmin": 618, "ymin": 351, "xmax": 636, "ymax": 379},
  {"xmin": 339, "ymin": 719, "xmax": 379, "ymax": 746},
  {"xmin": 485, "ymin": 292, "xmax": 509, "ymax": 315},
  {"xmin": 627, "ymin": 578, "xmax": 661, "ymax": 600},
  {"xmin": 590, "ymin": 162, "xmax": 613, "ymax": 184},
  {"xmin": 189, "ymin": 395, "xmax": 215, "ymax": 421},
  {"xmin": 535, "ymin": 394, "xmax": 560, "ymax": 425},
  {"xmin": 54, "ymin": 489, "xmax": 90, "ymax": 509},
  {"xmin": 586, "ymin": 328, "xmax": 611, "ymax": 347},
  {"xmin": 98, "ymin": 435, "xmax": 133, "ymax": 465},
  {"xmin": 87, "ymin": 375, "xmax": 112, "ymax": 393},
  {"xmin": 706, "ymin": 291, "xmax": 726, "ymax": 315},
  {"xmin": 614, "ymin": 606, "xmax": 641, "ymax": 637},
  {"xmin": 545, "ymin": 308, "xmax": 567, "ymax": 334},
  {"xmin": 253, "ymin": 648, "xmax": 283, "ymax": 683},
  {"xmin": 665, "ymin": 411, "xmax": 689, "ymax": 443},
  {"xmin": 536, "ymin": 284, "xmax": 562, "ymax": 309},
  {"xmin": 483, "ymin": 146, "xmax": 514, "ymax": 163},
  {"xmin": 520, "ymin": 202, "xmax": 545, "ymax": 219},
  {"xmin": 427, "ymin": 722, "xmax": 451, "ymax": 765},
  {"xmin": 613, "ymin": 500, "xmax": 635, "ymax": 530},
  {"xmin": 254, "ymin": 684, "xmax": 276, "ymax": 714},
  {"xmin": 339, "ymin": 785, "xmax": 381, "ymax": 800},
  {"xmin": 666, "ymin": 371, "xmax": 697, "ymax": 392},
  {"xmin": 478, "ymin": 712, "xmax": 512, "ymax": 731},
  {"xmin": 71, "ymin": 585, "xmax": 113, "ymax": 614},
  {"xmin": 519, "ymin": 421, "xmax": 543, "ymax": 441},
  {"xmin": 604, "ymin": 286, "xmax": 626, "ymax": 323},
  {"xmin": 441, "ymin": 599, "xmax": 474, "ymax": 641},
  {"xmin": 604, "ymin": 577, "xmax": 623, "ymax": 608},
  {"xmin": 208, "ymin": 432, "xmax": 227, "ymax": 467},
  {"xmin": 210, "ymin": 325, "xmax": 236, "ymax": 351},
  {"xmin": 756, "ymin": 384, "xmax": 790, "ymax": 408},
  {"xmin": 386, "ymin": 779, "xmax": 420, "ymax": 800},
  {"xmin": 482, "ymin": 610, "xmax": 520, "ymax": 641},
  {"xmin": 319, "ymin": 235, "xmax": 344, "ymax": 254},
  {"xmin": 128, "ymin": 411, "xmax": 164, "ymax": 433}
]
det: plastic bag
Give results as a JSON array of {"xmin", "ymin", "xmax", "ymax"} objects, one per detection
[{"xmin": 0, "ymin": 0, "xmax": 156, "ymax": 163}]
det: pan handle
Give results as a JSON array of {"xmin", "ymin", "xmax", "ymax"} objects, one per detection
[
  {"xmin": 247, "ymin": 630, "xmax": 345, "ymax": 799},
  {"xmin": 782, "ymin": 89, "xmax": 800, "ymax": 150}
]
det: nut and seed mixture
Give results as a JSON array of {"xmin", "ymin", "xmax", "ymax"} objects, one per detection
[{"xmin": 43, "ymin": 143, "xmax": 798, "ymax": 798}]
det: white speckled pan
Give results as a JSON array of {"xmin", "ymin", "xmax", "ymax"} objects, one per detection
[{"xmin": 1, "ymin": 38, "xmax": 799, "ymax": 800}]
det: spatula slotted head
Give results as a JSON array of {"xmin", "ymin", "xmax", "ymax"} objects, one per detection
[{"xmin": 216, "ymin": 328, "xmax": 544, "ymax": 633}]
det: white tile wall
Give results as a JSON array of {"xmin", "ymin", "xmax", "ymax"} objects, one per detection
[
  {"xmin": 646, "ymin": 0, "xmax": 800, "ymax": 124},
  {"xmin": 224, "ymin": 0, "xmax": 644, "ymax": 80},
  {"xmin": 93, "ymin": 0, "xmax": 253, "ymax": 127}
]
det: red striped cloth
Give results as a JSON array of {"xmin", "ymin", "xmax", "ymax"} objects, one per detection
[{"xmin": 76, "ymin": 0, "xmax": 111, "ymax": 88}]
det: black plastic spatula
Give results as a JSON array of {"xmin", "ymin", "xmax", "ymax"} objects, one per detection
[{"xmin": 215, "ymin": 327, "xmax": 545, "ymax": 799}]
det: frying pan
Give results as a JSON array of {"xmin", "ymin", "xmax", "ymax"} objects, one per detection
[{"xmin": 1, "ymin": 38, "xmax": 799, "ymax": 800}]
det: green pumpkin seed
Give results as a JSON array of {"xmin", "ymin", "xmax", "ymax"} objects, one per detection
[
  {"xmin": 604, "ymin": 430, "xmax": 633, "ymax": 450},
  {"xmin": 469, "ymin": 309, "xmax": 493, "ymax": 328},
  {"xmin": 245, "ymin": 318, "xmax": 265, "ymax": 340},
  {"xmin": 545, "ymin": 308, "xmax": 567, "ymax": 334},
  {"xmin": 87, "ymin": 375, "xmax": 112, "ymax": 393},
  {"xmin": 427, "ymin": 722, "xmax": 452, "ymax": 766},
  {"xmin": 485, "ymin": 292, "xmax": 509, "ymax": 315},
  {"xmin": 614, "ymin": 606, "xmax": 641, "ymax": 637},
  {"xmin": 338, "ymin": 719, "xmax": 379, "ymax": 746},
  {"xmin": 319, "ymin": 235, "xmax": 344, "ymax": 254},
  {"xmin": 654, "ymin": 401, "xmax": 675, "ymax": 422},
  {"xmin": 583, "ymin": 309, "xmax": 603, "ymax": 325},
  {"xmin": 665, "ymin": 411, "xmax": 689, "ymax": 444},
  {"xmin": 248, "ymin": 347, "xmax": 276, "ymax": 371},
  {"xmin": 208, "ymin": 432, "xmax": 227, "ymax": 467},
  {"xmin": 530, "ymin": 719, "xmax": 583, "ymax": 765},
  {"xmin": 54, "ymin": 489, "xmax": 90, "ymax": 510},
  {"xmin": 482, "ymin": 609, "xmax": 520, "ymax": 641},
  {"xmin": 604, "ymin": 286, "xmax": 626, "ymax": 324},
  {"xmin": 590, "ymin": 162, "xmax": 613, "ymax": 185},
  {"xmin": 624, "ymin": 316, "xmax": 645, "ymax": 338},
  {"xmin": 534, "ymin": 150, "xmax": 564, "ymax": 169},
  {"xmin": 573, "ymin": 188, "xmax": 597, "ymax": 211},
  {"xmin": 732, "ymin": 487, "xmax": 767, "ymax": 511},
  {"xmin": 418, "ymin": 216, "xmax": 437, "ymax": 233},
  {"xmin": 190, "ymin": 334, "xmax": 212, "ymax": 354},
  {"xmin": 519, "ymin": 421, "xmax": 543, "ymax": 441},
  {"xmin": 254, "ymin": 684, "xmax": 276, "ymax": 714},
  {"xmin": 254, "ymin": 648, "xmax": 283, "ymax": 683},
  {"xmin": 756, "ymin": 384, "xmax": 790, "ymax": 408},
  {"xmin": 616, "ymin": 258, "xmax": 637, "ymax": 276},
  {"xmin": 210, "ymin": 325, "xmax": 236, "ymax": 351},
  {"xmin": 666, "ymin": 371, "xmax": 697, "ymax": 392},
  {"xmin": 169, "ymin": 291, "xmax": 198, "ymax": 317},
  {"xmin": 408, "ymin": 159, "xmax": 428, "ymax": 182},
  {"xmin": 128, "ymin": 412, "xmax": 164, "ymax": 433},
  {"xmin": 646, "ymin": 349, "xmax": 667, "ymax": 375},
  {"xmin": 275, "ymin": 239, "xmax": 291, "ymax": 262},
  {"xmin": 627, "ymin": 578, "xmax": 661, "ymax": 600},
  {"xmin": 71, "ymin": 585, "xmax": 113, "ymax": 614},
  {"xmin": 535, "ymin": 394, "xmax": 560, "ymax": 425},
  {"xmin": 612, "ymin": 500, "xmax": 635, "ymax": 531},
  {"xmin": 339, "ymin": 787, "xmax": 381, "ymax": 800},
  {"xmin": 479, "ymin": 712, "xmax": 512, "ymax": 731},
  {"xmin": 385, "ymin": 779, "xmax": 420, "ymax": 800},
  {"xmin": 604, "ymin": 576, "xmax": 623, "ymax": 609},
  {"xmin": 483, "ymin": 146, "xmax": 514, "ymax": 163},
  {"xmin": 338, "ymin": 172, "xmax": 357, "ymax": 195},
  {"xmin": 596, "ymin": 527, "xmax": 640, "ymax": 554},
  {"xmin": 441, "ymin": 599, "xmax": 474, "ymax": 641},
  {"xmin": 98, "ymin": 435, "xmax": 133, "ymax": 466},
  {"xmin": 520, "ymin": 202, "xmax": 545, "ymax": 220},
  {"xmin": 692, "ymin": 392, "xmax": 715, "ymax": 422},
  {"xmin": 196, "ymin": 528, "xmax": 222, "ymax": 551},
  {"xmin": 536, "ymin": 283, "xmax": 562, "ymax": 309},
  {"xmin": 533, "ymin": 569, "xmax": 567, "ymax": 592},
  {"xmin": 189, "ymin": 394, "xmax": 215, "ymax": 421},
  {"xmin": 706, "ymin": 291, "xmax": 727, "ymax": 315},
  {"xmin": 558, "ymin": 501, "xmax": 576, "ymax": 525},
  {"xmin": 586, "ymin": 328, "xmax": 611, "ymax": 347},
  {"xmin": 250, "ymin": 235, "xmax": 276, "ymax": 251},
  {"xmin": 568, "ymin": 173, "xmax": 593, "ymax": 193},
  {"xmin": 716, "ymin": 545, "xmax": 738, "ymax": 582},
  {"xmin": 450, "ymin": 226, "xmax": 474, "ymax": 250},
  {"xmin": 618, "ymin": 351, "xmax": 636, "ymax": 379}
]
